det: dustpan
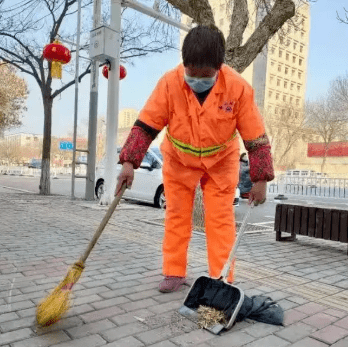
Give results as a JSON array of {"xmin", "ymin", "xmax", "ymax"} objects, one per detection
[{"xmin": 179, "ymin": 203, "xmax": 254, "ymax": 335}]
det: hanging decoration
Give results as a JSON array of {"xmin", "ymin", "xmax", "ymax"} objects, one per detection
[
  {"xmin": 102, "ymin": 62, "xmax": 127, "ymax": 80},
  {"xmin": 43, "ymin": 40, "xmax": 71, "ymax": 79}
]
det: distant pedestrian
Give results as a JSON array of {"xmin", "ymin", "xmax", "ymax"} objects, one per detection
[
  {"xmin": 115, "ymin": 25, "xmax": 274, "ymax": 293},
  {"xmin": 239, "ymin": 153, "xmax": 253, "ymax": 199}
]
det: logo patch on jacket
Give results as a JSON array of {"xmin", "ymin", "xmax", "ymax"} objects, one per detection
[{"xmin": 219, "ymin": 101, "xmax": 235, "ymax": 113}]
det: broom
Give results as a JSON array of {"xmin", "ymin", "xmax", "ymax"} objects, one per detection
[{"xmin": 36, "ymin": 183, "xmax": 127, "ymax": 327}]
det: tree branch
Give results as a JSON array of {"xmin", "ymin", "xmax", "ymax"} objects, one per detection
[
  {"xmin": 165, "ymin": 0, "xmax": 196, "ymax": 19},
  {"xmin": 0, "ymin": 49, "xmax": 39, "ymax": 82},
  {"xmin": 226, "ymin": 0, "xmax": 295, "ymax": 73},
  {"xmin": 337, "ymin": 7, "xmax": 348, "ymax": 24},
  {"xmin": 51, "ymin": 62, "xmax": 91, "ymax": 99},
  {"xmin": 226, "ymin": 0, "xmax": 249, "ymax": 51}
]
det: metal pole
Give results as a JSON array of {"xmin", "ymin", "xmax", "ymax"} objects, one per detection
[
  {"xmin": 122, "ymin": 0, "xmax": 191, "ymax": 31},
  {"xmin": 99, "ymin": 0, "xmax": 122, "ymax": 205},
  {"xmin": 85, "ymin": 0, "xmax": 102, "ymax": 201},
  {"xmin": 71, "ymin": 0, "xmax": 83, "ymax": 199}
]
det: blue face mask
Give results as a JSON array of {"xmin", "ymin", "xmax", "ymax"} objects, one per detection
[{"xmin": 184, "ymin": 73, "xmax": 217, "ymax": 93}]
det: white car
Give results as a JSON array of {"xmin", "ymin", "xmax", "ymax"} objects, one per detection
[
  {"xmin": 95, "ymin": 146, "xmax": 165, "ymax": 209},
  {"xmin": 95, "ymin": 146, "xmax": 240, "ymax": 209}
]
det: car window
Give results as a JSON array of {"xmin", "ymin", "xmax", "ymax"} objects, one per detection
[
  {"xmin": 141, "ymin": 152, "xmax": 153, "ymax": 165},
  {"xmin": 150, "ymin": 147, "xmax": 163, "ymax": 161}
]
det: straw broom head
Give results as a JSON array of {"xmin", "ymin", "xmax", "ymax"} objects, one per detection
[{"xmin": 36, "ymin": 261, "xmax": 85, "ymax": 327}]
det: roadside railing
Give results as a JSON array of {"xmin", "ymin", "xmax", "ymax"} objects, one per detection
[
  {"xmin": 0, "ymin": 165, "xmax": 86, "ymax": 177},
  {"xmin": 268, "ymin": 175, "xmax": 348, "ymax": 198}
]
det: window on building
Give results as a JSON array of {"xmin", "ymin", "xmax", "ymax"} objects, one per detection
[
  {"xmin": 280, "ymin": 37, "xmax": 284, "ymax": 45},
  {"xmin": 293, "ymin": 42, "xmax": 297, "ymax": 50},
  {"xmin": 292, "ymin": 56, "xmax": 296, "ymax": 64},
  {"xmin": 299, "ymin": 58, "xmax": 303, "ymax": 66},
  {"xmin": 269, "ymin": 91, "xmax": 273, "ymax": 98},
  {"xmin": 292, "ymin": 69, "xmax": 296, "ymax": 76},
  {"xmin": 286, "ymin": 53, "xmax": 289, "ymax": 61},
  {"xmin": 295, "ymin": 111, "xmax": 299, "ymax": 118},
  {"xmin": 298, "ymin": 71, "xmax": 302, "ymax": 79},
  {"xmin": 271, "ymin": 46, "xmax": 275, "ymax": 54},
  {"xmin": 276, "ymin": 93, "xmax": 280, "ymax": 100},
  {"xmin": 281, "ymin": 109, "xmax": 285, "ymax": 116},
  {"xmin": 287, "ymin": 39, "xmax": 290, "ymax": 46},
  {"xmin": 277, "ymin": 79, "xmax": 281, "ymax": 86},
  {"xmin": 300, "ymin": 45, "xmax": 304, "ymax": 53},
  {"xmin": 271, "ymin": 61, "xmax": 274, "ymax": 67},
  {"xmin": 291, "ymin": 83, "xmax": 294, "ymax": 90},
  {"xmin": 297, "ymin": 85, "xmax": 301, "ymax": 92},
  {"xmin": 296, "ymin": 99, "xmax": 300, "ymax": 106},
  {"xmin": 275, "ymin": 107, "xmax": 279, "ymax": 115},
  {"xmin": 283, "ymin": 95, "xmax": 286, "ymax": 102},
  {"xmin": 278, "ymin": 65, "xmax": 281, "ymax": 72},
  {"xmin": 290, "ymin": 97, "xmax": 293, "ymax": 103},
  {"xmin": 284, "ymin": 81, "xmax": 288, "ymax": 89},
  {"xmin": 285, "ymin": 67, "xmax": 288, "ymax": 74},
  {"xmin": 279, "ymin": 49, "xmax": 283, "ymax": 58},
  {"xmin": 301, "ymin": 31, "xmax": 304, "ymax": 38}
]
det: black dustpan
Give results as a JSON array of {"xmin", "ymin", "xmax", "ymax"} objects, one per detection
[{"xmin": 179, "ymin": 203, "xmax": 254, "ymax": 334}]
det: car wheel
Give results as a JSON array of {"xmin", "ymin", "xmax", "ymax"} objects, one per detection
[
  {"xmin": 154, "ymin": 185, "xmax": 166, "ymax": 209},
  {"xmin": 233, "ymin": 197, "xmax": 239, "ymax": 206},
  {"xmin": 95, "ymin": 180, "xmax": 104, "ymax": 200}
]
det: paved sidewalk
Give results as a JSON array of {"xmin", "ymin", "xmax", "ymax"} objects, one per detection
[{"xmin": 1, "ymin": 189, "xmax": 348, "ymax": 346}]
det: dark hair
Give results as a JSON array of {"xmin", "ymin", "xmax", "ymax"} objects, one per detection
[{"xmin": 182, "ymin": 24, "xmax": 226, "ymax": 70}]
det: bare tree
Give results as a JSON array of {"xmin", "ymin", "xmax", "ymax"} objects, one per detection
[
  {"xmin": 264, "ymin": 102, "xmax": 308, "ymax": 168},
  {"xmin": 0, "ymin": 139, "xmax": 22, "ymax": 166},
  {"xmin": 305, "ymin": 97, "xmax": 348, "ymax": 172},
  {"xmin": 330, "ymin": 73, "xmax": 348, "ymax": 112},
  {"xmin": 0, "ymin": 0, "xmax": 178, "ymax": 195}
]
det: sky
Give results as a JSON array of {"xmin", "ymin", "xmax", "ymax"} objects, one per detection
[{"xmin": 6, "ymin": 0, "xmax": 348, "ymax": 138}]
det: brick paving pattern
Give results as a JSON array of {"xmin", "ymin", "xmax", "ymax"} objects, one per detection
[{"xmin": 1, "ymin": 189, "xmax": 348, "ymax": 346}]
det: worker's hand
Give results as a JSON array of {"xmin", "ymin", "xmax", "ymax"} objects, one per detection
[
  {"xmin": 115, "ymin": 162, "xmax": 134, "ymax": 196},
  {"xmin": 249, "ymin": 180, "xmax": 267, "ymax": 206}
]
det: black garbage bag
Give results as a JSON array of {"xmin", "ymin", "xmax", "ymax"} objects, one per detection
[{"xmin": 236, "ymin": 295, "xmax": 284, "ymax": 326}]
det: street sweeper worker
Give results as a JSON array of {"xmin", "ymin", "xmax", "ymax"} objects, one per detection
[{"xmin": 115, "ymin": 24, "xmax": 274, "ymax": 293}]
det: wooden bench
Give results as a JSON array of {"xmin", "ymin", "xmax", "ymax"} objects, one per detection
[{"xmin": 275, "ymin": 203, "xmax": 348, "ymax": 254}]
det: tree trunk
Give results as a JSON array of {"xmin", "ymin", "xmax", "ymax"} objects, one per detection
[
  {"xmin": 192, "ymin": 183, "xmax": 205, "ymax": 231},
  {"xmin": 321, "ymin": 156, "xmax": 327, "ymax": 173},
  {"xmin": 40, "ymin": 91, "xmax": 53, "ymax": 195},
  {"xmin": 321, "ymin": 146, "xmax": 329, "ymax": 173}
]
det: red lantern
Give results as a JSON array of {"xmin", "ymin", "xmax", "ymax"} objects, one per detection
[
  {"xmin": 43, "ymin": 40, "xmax": 71, "ymax": 79},
  {"xmin": 102, "ymin": 65, "xmax": 109, "ymax": 79},
  {"xmin": 102, "ymin": 64, "xmax": 127, "ymax": 80},
  {"xmin": 120, "ymin": 65, "xmax": 127, "ymax": 80}
]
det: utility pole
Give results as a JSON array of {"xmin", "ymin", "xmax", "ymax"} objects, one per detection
[
  {"xmin": 97, "ymin": 0, "xmax": 191, "ymax": 205},
  {"xmin": 85, "ymin": 0, "xmax": 102, "ymax": 200},
  {"xmin": 99, "ymin": 0, "xmax": 122, "ymax": 205},
  {"xmin": 71, "ymin": 0, "xmax": 82, "ymax": 199}
]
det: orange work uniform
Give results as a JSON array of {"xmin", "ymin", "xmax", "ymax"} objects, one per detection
[{"xmin": 135, "ymin": 63, "xmax": 267, "ymax": 281}]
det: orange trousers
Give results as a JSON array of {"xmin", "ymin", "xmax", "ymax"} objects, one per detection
[{"xmin": 162, "ymin": 151, "xmax": 239, "ymax": 282}]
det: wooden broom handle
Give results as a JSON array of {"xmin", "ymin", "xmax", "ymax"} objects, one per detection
[{"xmin": 80, "ymin": 183, "xmax": 127, "ymax": 263}]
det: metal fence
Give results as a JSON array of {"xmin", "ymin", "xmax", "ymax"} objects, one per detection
[
  {"xmin": 0, "ymin": 165, "xmax": 86, "ymax": 177},
  {"xmin": 268, "ymin": 176, "xmax": 348, "ymax": 198}
]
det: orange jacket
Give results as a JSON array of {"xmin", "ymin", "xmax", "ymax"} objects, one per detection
[{"xmin": 138, "ymin": 63, "xmax": 266, "ymax": 170}]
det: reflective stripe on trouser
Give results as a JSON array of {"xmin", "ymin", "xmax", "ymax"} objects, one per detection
[{"xmin": 162, "ymin": 154, "xmax": 237, "ymax": 282}]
